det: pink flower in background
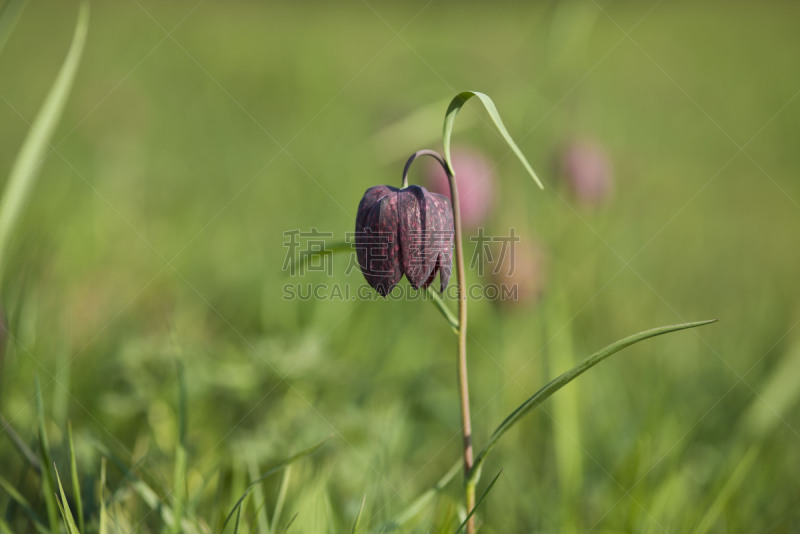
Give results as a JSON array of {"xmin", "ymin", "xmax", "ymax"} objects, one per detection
[
  {"xmin": 560, "ymin": 140, "xmax": 613, "ymax": 206},
  {"xmin": 425, "ymin": 146, "xmax": 495, "ymax": 228}
]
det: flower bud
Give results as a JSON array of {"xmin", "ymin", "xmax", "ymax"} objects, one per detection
[{"xmin": 355, "ymin": 184, "xmax": 453, "ymax": 297}]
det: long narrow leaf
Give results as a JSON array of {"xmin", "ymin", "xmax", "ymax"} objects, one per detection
[
  {"xmin": 35, "ymin": 377, "xmax": 59, "ymax": 534},
  {"xmin": 54, "ymin": 465, "xmax": 80, "ymax": 534},
  {"xmin": 470, "ymin": 319, "xmax": 717, "ymax": 479},
  {"xmin": 442, "ymin": 91, "xmax": 543, "ymax": 189},
  {"xmin": 350, "ymin": 494, "xmax": 366, "ymax": 534},
  {"xmin": 454, "ymin": 469, "xmax": 502, "ymax": 534},
  {"xmin": 222, "ymin": 438, "xmax": 329, "ymax": 532},
  {"xmin": 0, "ymin": 1, "xmax": 88, "ymax": 282},
  {"xmin": 271, "ymin": 464, "xmax": 292, "ymax": 534},
  {"xmin": 0, "ymin": 0, "xmax": 27, "ymax": 55},
  {"xmin": 381, "ymin": 460, "xmax": 461, "ymax": 531},
  {"xmin": 171, "ymin": 361, "xmax": 188, "ymax": 534},
  {"xmin": 68, "ymin": 422, "xmax": 84, "ymax": 533},
  {"xmin": 0, "ymin": 474, "xmax": 49, "ymax": 534},
  {"xmin": 98, "ymin": 458, "xmax": 108, "ymax": 534},
  {"xmin": 425, "ymin": 286, "xmax": 458, "ymax": 333}
]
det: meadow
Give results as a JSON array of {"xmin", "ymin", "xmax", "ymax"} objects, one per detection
[{"xmin": 1, "ymin": 1, "xmax": 799, "ymax": 532}]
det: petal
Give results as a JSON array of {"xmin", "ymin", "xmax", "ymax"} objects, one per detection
[
  {"xmin": 398, "ymin": 186, "xmax": 438, "ymax": 289},
  {"xmin": 355, "ymin": 188, "xmax": 402, "ymax": 296},
  {"xmin": 426, "ymin": 191, "xmax": 454, "ymax": 292}
]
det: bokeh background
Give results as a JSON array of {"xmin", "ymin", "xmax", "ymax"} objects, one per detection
[{"xmin": 1, "ymin": 1, "xmax": 799, "ymax": 532}]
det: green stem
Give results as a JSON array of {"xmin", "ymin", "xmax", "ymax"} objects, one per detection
[{"xmin": 403, "ymin": 149, "xmax": 474, "ymax": 532}]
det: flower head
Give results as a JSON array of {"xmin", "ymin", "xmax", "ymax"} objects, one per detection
[{"xmin": 355, "ymin": 184, "xmax": 453, "ymax": 297}]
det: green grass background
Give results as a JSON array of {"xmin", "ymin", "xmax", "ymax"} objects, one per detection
[{"xmin": 1, "ymin": 1, "xmax": 799, "ymax": 532}]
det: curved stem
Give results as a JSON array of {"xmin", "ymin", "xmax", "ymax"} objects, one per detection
[{"xmin": 403, "ymin": 148, "xmax": 475, "ymax": 533}]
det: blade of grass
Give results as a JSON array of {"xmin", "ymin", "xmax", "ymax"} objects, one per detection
[
  {"xmin": 35, "ymin": 377, "xmax": 59, "ymax": 534},
  {"xmin": 470, "ymin": 319, "xmax": 718, "ymax": 481},
  {"xmin": 99, "ymin": 458, "xmax": 108, "ymax": 534},
  {"xmin": 381, "ymin": 459, "xmax": 461, "ymax": 531},
  {"xmin": 425, "ymin": 286, "xmax": 459, "ymax": 333},
  {"xmin": 0, "ymin": 0, "xmax": 27, "ymax": 55},
  {"xmin": 246, "ymin": 455, "xmax": 270, "ymax": 534},
  {"xmin": 280, "ymin": 512, "xmax": 298, "ymax": 533},
  {"xmin": 0, "ymin": 0, "xmax": 88, "ymax": 283},
  {"xmin": 0, "ymin": 409, "xmax": 42, "ymax": 473},
  {"xmin": 287, "ymin": 240, "xmax": 352, "ymax": 276},
  {"xmin": 170, "ymin": 361, "xmax": 188, "ymax": 534},
  {"xmin": 455, "ymin": 469, "xmax": 502, "ymax": 534},
  {"xmin": 271, "ymin": 464, "xmax": 292, "ymax": 534},
  {"xmin": 54, "ymin": 464, "xmax": 80, "ymax": 534},
  {"xmin": 350, "ymin": 494, "xmax": 366, "ymax": 534},
  {"xmin": 0, "ymin": 474, "xmax": 49, "ymax": 534},
  {"xmin": 691, "ymin": 445, "xmax": 759, "ymax": 534},
  {"xmin": 68, "ymin": 422, "xmax": 84, "ymax": 533},
  {"xmin": 222, "ymin": 438, "xmax": 329, "ymax": 532},
  {"xmin": 0, "ymin": 517, "xmax": 14, "ymax": 534},
  {"xmin": 442, "ymin": 91, "xmax": 543, "ymax": 189}
]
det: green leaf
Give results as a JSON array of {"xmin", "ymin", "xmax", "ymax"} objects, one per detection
[
  {"xmin": 442, "ymin": 91, "xmax": 543, "ymax": 189},
  {"xmin": 0, "ymin": 1, "xmax": 88, "ymax": 283},
  {"xmin": 171, "ymin": 361, "xmax": 188, "ymax": 534},
  {"xmin": 0, "ymin": 0, "xmax": 27, "ymax": 55},
  {"xmin": 455, "ymin": 469, "xmax": 502, "ymax": 534},
  {"xmin": 470, "ymin": 319, "xmax": 718, "ymax": 481},
  {"xmin": 271, "ymin": 464, "xmax": 292, "ymax": 534},
  {"xmin": 68, "ymin": 422, "xmax": 84, "ymax": 534},
  {"xmin": 222, "ymin": 438, "xmax": 329, "ymax": 532},
  {"xmin": 287, "ymin": 239, "xmax": 351, "ymax": 276},
  {"xmin": 35, "ymin": 377, "xmax": 59, "ymax": 534},
  {"xmin": 425, "ymin": 286, "xmax": 459, "ymax": 333},
  {"xmin": 54, "ymin": 465, "xmax": 81, "ymax": 534},
  {"xmin": 0, "ymin": 474, "xmax": 49, "ymax": 534},
  {"xmin": 98, "ymin": 458, "xmax": 108, "ymax": 534},
  {"xmin": 381, "ymin": 460, "xmax": 461, "ymax": 531},
  {"xmin": 350, "ymin": 494, "xmax": 366, "ymax": 534}
]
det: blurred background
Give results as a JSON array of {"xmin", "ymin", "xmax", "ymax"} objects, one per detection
[{"xmin": 1, "ymin": 1, "xmax": 799, "ymax": 532}]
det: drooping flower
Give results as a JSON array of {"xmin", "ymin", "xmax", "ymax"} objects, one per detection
[
  {"xmin": 355, "ymin": 184, "xmax": 453, "ymax": 297},
  {"xmin": 424, "ymin": 146, "xmax": 495, "ymax": 228}
]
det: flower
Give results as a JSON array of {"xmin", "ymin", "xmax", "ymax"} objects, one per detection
[
  {"xmin": 355, "ymin": 184, "xmax": 453, "ymax": 297},
  {"xmin": 559, "ymin": 140, "xmax": 613, "ymax": 206},
  {"xmin": 424, "ymin": 146, "xmax": 495, "ymax": 228}
]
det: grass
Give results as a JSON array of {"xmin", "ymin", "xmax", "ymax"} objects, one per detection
[{"xmin": 1, "ymin": 1, "xmax": 800, "ymax": 532}]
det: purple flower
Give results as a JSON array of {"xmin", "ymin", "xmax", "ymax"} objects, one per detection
[{"xmin": 355, "ymin": 184, "xmax": 453, "ymax": 297}]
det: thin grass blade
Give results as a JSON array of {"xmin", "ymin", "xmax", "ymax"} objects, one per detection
[
  {"xmin": 455, "ymin": 469, "xmax": 502, "ymax": 534},
  {"xmin": 0, "ymin": 0, "xmax": 27, "ymax": 54},
  {"xmin": 0, "ymin": 474, "xmax": 49, "ymax": 534},
  {"xmin": 170, "ymin": 361, "xmax": 188, "ymax": 534},
  {"xmin": 54, "ymin": 465, "xmax": 80, "ymax": 534},
  {"xmin": 425, "ymin": 286, "xmax": 459, "ymax": 333},
  {"xmin": 442, "ymin": 91, "xmax": 543, "ymax": 189},
  {"xmin": 0, "ymin": 1, "xmax": 88, "ymax": 282},
  {"xmin": 222, "ymin": 438, "xmax": 329, "ymax": 532},
  {"xmin": 35, "ymin": 377, "xmax": 59, "ymax": 534},
  {"xmin": 271, "ymin": 463, "xmax": 292, "ymax": 534},
  {"xmin": 350, "ymin": 494, "xmax": 366, "ymax": 534},
  {"xmin": 470, "ymin": 319, "xmax": 718, "ymax": 480},
  {"xmin": 99, "ymin": 458, "xmax": 108, "ymax": 534},
  {"xmin": 68, "ymin": 422, "xmax": 84, "ymax": 533},
  {"xmin": 281, "ymin": 513, "xmax": 298, "ymax": 533},
  {"xmin": 381, "ymin": 459, "xmax": 461, "ymax": 531}
]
